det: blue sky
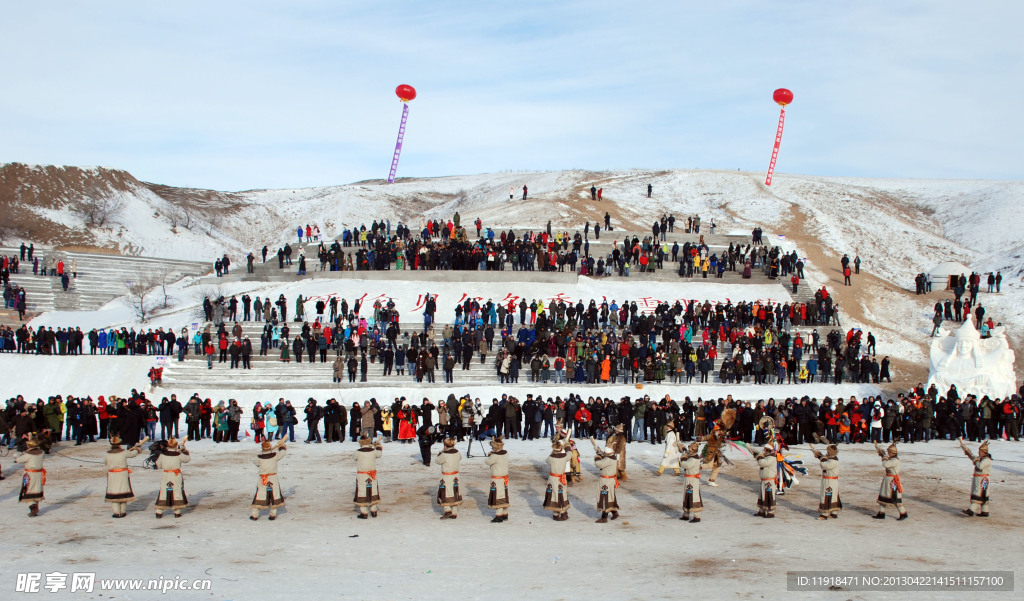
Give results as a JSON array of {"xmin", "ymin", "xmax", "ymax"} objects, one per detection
[{"xmin": 1, "ymin": 1, "xmax": 1021, "ymax": 190}]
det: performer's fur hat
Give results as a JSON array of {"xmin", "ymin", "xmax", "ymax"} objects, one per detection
[
  {"xmin": 758, "ymin": 444, "xmax": 775, "ymax": 458},
  {"xmin": 979, "ymin": 441, "xmax": 990, "ymax": 456},
  {"xmin": 490, "ymin": 436, "xmax": 504, "ymax": 451},
  {"xmin": 603, "ymin": 446, "xmax": 615, "ymax": 456},
  {"xmin": 261, "ymin": 440, "xmax": 273, "ymax": 452},
  {"xmin": 687, "ymin": 442, "xmax": 700, "ymax": 455},
  {"xmin": 443, "ymin": 437, "xmax": 457, "ymax": 448},
  {"xmin": 109, "ymin": 435, "xmax": 122, "ymax": 448},
  {"xmin": 26, "ymin": 433, "xmax": 40, "ymax": 449},
  {"xmin": 665, "ymin": 419, "xmax": 675, "ymax": 428},
  {"xmin": 359, "ymin": 436, "xmax": 373, "ymax": 447},
  {"xmin": 551, "ymin": 440, "xmax": 564, "ymax": 452},
  {"xmin": 714, "ymin": 408, "xmax": 736, "ymax": 431},
  {"xmin": 826, "ymin": 444, "xmax": 838, "ymax": 458},
  {"xmin": 166, "ymin": 438, "xmax": 179, "ymax": 449},
  {"xmin": 886, "ymin": 442, "xmax": 898, "ymax": 457}
]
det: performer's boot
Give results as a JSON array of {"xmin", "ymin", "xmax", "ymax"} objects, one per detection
[
  {"xmin": 690, "ymin": 515, "xmax": 700, "ymax": 523},
  {"xmin": 269, "ymin": 509, "xmax": 277, "ymax": 521},
  {"xmin": 707, "ymin": 480, "xmax": 718, "ymax": 487},
  {"xmin": 656, "ymin": 466, "xmax": 665, "ymax": 476},
  {"xmin": 830, "ymin": 512, "xmax": 839, "ymax": 519},
  {"xmin": 174, "ymin": 511, "xmax": 182, "ymax": 518},
  {"xmin": 765, "ymin": 512, "xmax": 775, "ymax": 518},
  {"xmin": 370, "ymin": 506, "xmax": 378, "ymax": 518},
  {"xmin": 491, "ymin": 515, "xmax": 503, "ymax": 523},
  {"xmin": 872, "ymin": 512, "xmax": 885, "ymax": 519},
  {"xmin": 28, "ymin": 503, "xmax": 39, "ymax": 517},
  {"xmin": 896, "ymin": 511, "xmax": 908, "ymax": 521},
  {"xmin": 450, "ymin": 508, "xmax": 458, "ymax": 520},
  {"xmin": 817, "ymin": 514, "xmax": 828, "ymax": 520},
  {"xmin": 978, "ymin": 512, "xmax": 989, "ymax": 517},
  {"xmin": 357, "ymin": 508, "xmax": 368, "ymax": 519},
  {"xmin": 596, "ymin": 512, "xmax": 608, "ymax": 523},
  {"xmin": 441, "ymin": 511, "xmax": 453, "ymax": 520},
  {"xmin": 962, "ymin": 508, "xmax": 975, "ymax": 516},
  {"xmin": 559, "ymin": 511, "xmax": 569, "ymax": 521},
  {"xmin": 610, "ymin": 511, "xmax": 619, "ymax": 520},
  {"xmin": 673, "ymin": 468, "xmax": 680, "ymax": 476},
  {"xmin": 680, "ymin": 513, "xmax": 689, "ymax": 521},
  {"xmin": 155, "ymin": 510, "xmax": 164, "ymax": 519}
]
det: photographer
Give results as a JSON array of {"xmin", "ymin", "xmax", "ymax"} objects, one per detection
[{"xmin": 416, "ymin": 424, "xmax": 443, "ymax": 466}]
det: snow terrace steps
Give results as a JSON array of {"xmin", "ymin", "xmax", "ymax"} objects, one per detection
[
  {"xmin": 213, "ymin": 229, "xmax": 781, "ymax": 285},
  {"xmin": 161, "ymin": 360, "xmax": 502, "ymax": 390},
  {"xmin": 1, "ymin": 246, "xmax": 210, "ymax": 312}
]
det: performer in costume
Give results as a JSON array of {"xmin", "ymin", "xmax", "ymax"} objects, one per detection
[
  {"xmin": 16, "ymin": 434, "xmax": 46, "ymax": 517},
  {"xmin": 566, "ymin": 439, "xmax": 582, "ymax": 485},
  {"xmin": 760, "ymin": 416, "xmax": 804, "ymax": 495},
  {"xmin": 873, "ymin": 442, "xmax": 908, "ymax": 520},
  {"xmin": 959, "ymin": 439, "xmax": 992, "ymax": 517},
  {"xmin": 698, "ymin": 408, "xmax": 735, "ymax": 486},
  {"xmin": 679, "ymin": 442, "xmax": 704, "ymax": 522},
  {"xmin": 354, "ymin": 436, "xmax": 383, "ymax": 518},
  {"xmin": 606, "ymin": 422, "xmax": 628, "ymax": 481},
  {"xmin": 154, "ymin": 438, "xmax": 190, "ymax": 518},
  {"xmin": 809, "ymin": 443, "xmax": 842, "ymax": 520},
  {"xmin": 543, "ymin": 440, "xmax": 571, "ymax": 520},
  {"xmin": 657, "ymin": 419, "xmax": 680, "ymax": 476},
  {"xmin": 251, "ymin": 440, "xmax": 286, "ymax": 520},
  {"xmin": 754, "ymin": 444, "xmax": 777, "ymax": 518},
  {"xmin": 594, "ymin": 445, "xmax": 620, "ymax": 523},
  {"xmin": 437, "ymin": 437, "xmax": 463, "ymax": 519},
  {"xmin": 105, "ymin": 436, "xmax": 144, "ymax": 518},
  {"xmin": 484, "ymin": 436, "xmax": 510, "ymax": 523}
]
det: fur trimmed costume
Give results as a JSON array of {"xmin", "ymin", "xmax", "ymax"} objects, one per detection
[
  {"xmin": 961, "ymin": 440, "xmax": 992, "ymax": 517},
  {"xmin": 484, "ymin": 439, "xmax": 510, "ymax": 522},
  {"xmin": 607, "ymin": 426, "xmax": 628, "ymax": 481},
  {"xmin": 755, "ymin": 447, "xmax": 777, "ymax": 518},
  {"xmin": 354, "ymin": 439, "xmax": 383, "ymax": 518},
  {"xmin": 251, "ymin": 444, "xmax": 286, "ymax": 520},
  {"xmin": 436, "ymin": 443, "xmax": 463, "ymax": 519},
  {"xmin": 104, "ymin": 441, "xmax": 140, "ymax": 518},
  {"xmin": 154, "ymin": 441, "xmax": 190, "ymax": 517},
  {"xmin": 16, "ymin": 445, "xmax": 45, "ymax": 517},
  {"xmin": 543, "ymin": 444, "xmax": 571, "ymax": 520},
  {"xmin": 873, "ymin": 443, "xmax": 907, "ymax": 520},
  {"xmin": 680, "ymin": 444, "xmax": 704, "ymax": 522},
  {"xmin": 811, "ymin": 445, "xmax": 841, "ymax": 519},
  {"xmin": 594, "ymin": 450, "xmax": 620, "ymax": 522}
]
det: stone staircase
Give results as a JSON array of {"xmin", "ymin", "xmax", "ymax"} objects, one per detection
[{"xmin": 1, "ymin": 246, "xmax": 210, "ymax": 312}]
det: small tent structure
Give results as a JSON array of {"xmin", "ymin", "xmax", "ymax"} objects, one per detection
[{"xmin": 928, "ymin": 261, "xmax": 971, "ymax": 291}]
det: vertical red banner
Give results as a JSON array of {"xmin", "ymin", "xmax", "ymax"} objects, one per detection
[{"xmin": 765, "ymin": 107, "xmax": 786, "ymax": 186}]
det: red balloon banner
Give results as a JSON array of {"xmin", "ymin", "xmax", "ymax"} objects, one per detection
[
  {"xmin": 388, "ymin": 85, "xmax": 417, "ymax": 183},
  {"xmin": 773, "ymin": 88, "xmax": 793, "ymax": 107},
  {"xmin": 395, "ymin": 84, "xmax": 417, "ymax": 102},
  {"xmin": 765, "ymin": 89, "xmax": 794, "ymax": 186}
]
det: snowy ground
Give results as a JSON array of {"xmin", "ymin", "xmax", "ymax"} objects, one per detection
[
  {"xmin": 5, "ymin": 166, "xmax": 1024, "ymax": 599},
  {"xmin": 1, "ymin": 430, "xmax": 1021, "ymax": 601}
]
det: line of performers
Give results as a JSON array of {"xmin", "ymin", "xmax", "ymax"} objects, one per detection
[{"xmin": 11, "ymin": 428, "xmax": 993, "ymax": 523}]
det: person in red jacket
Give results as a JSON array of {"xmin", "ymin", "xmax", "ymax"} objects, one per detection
[{"xmin": 791, "ymin": 274, "xmax": 800, "ymax": 294}]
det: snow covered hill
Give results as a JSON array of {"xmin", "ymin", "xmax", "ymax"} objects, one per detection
[{"xmin": 2, "ymin": 162, "xmax": 1022, "ymax": 375}]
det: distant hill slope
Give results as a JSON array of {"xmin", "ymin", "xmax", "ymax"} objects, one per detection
[{"xmin": 2, "ymin": 162, "xmax": 1021, "ymax": 375}]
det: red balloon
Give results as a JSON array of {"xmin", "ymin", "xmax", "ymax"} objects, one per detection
[
  {"xmin": 396, "ymin": 84, "xmax": 417, "ymax": 102},
  {"xmin": 773, "ymin": 88, "xmax": 793, "ymax": 107}
]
